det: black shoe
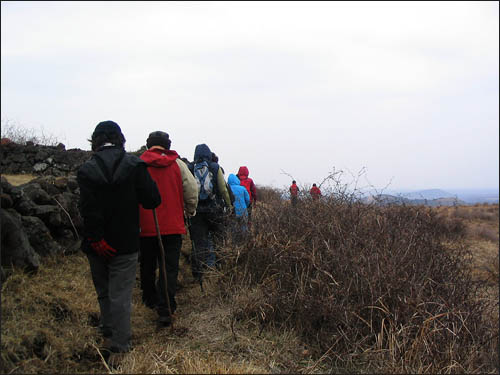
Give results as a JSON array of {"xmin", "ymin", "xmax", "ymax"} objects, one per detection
[{"xmin": 157, "ymin": 315, "xmax": 172, "ymax": 327}]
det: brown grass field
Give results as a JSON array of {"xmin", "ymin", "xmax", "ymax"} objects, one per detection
[
  {"xmin": 1, "ymin": 194, "xmax": 498, "ymax": 373},
  {"xmin": 436, "ymin": 204, "xmax": 499, "ymax": 287},
  {"xmin": 1, "ymin": 241, "xmax": 309, "ymax": 374}
]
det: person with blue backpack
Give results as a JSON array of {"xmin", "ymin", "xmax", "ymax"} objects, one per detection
[
  {"xmin": 227, "ymin": 173, "xmax": 250, "ymax": 242},
  {"xmin": 188, "ymin": 144, "xmax": 232, "ymax": 288}
]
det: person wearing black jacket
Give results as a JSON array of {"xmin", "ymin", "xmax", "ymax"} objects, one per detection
[{"xmin": 77, "ymin": 121, "xmax": 161, "ymax": 357}]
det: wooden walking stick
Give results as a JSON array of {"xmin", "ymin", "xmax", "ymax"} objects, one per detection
[{"xmin": 153, "ymin": 208, "xmax": 174, "ymax": 332}]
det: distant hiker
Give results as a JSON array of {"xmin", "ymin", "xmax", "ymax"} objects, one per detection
[
  {"xmin": 77, "ymin": 121, "xmax": 161, "ymax": 358},
  {"xmin": 138, "ymin": 131, "xmax": 198, "ymax": 327},
  {"xmin": 188, "ymin": 144, "xmax": 232, "ymax": 287},
  {"xmin": 227, "ymin": 173, "xmax": 250, "ymax": 241},
  {"xmin": 310, "ymin": 183, "xmax": 322, "ymax": 200},
  {"xmin": 236, "ymin": 166, "xmax": 257, "ymax": 224},
  {"xmin": 290, "ymin": 180, "xmax": 299, "ymax": 206}
]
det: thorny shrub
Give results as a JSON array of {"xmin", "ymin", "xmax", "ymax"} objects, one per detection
[
  {"xmin": 255, "ymin": 185, "xmax": 283, "ymax": 205},
  {"xmin": 218, "ymin": 181, "xmax": 498, "ymax": 373},
  {"xmin": 1, "ymin": 118, "xmax": 60, "ymax": 146}
]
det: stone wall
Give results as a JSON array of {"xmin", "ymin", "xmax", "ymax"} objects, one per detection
[
  {"xmin": 1, "ymin": 141, "xmax": 90, "ymax": 282},
  {"xmin": 0, "ymin": 141, "xmax": 91, "ymax": 176}
]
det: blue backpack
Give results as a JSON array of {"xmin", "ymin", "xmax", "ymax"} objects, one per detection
[{"xmin": 194, "ymin": 160, "xmax": 216, "ymax": 202}]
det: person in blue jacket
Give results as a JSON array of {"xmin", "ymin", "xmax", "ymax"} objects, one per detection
[{"xmin": 227, "ymin": 173, "xmax": 250, "ymax": 241}]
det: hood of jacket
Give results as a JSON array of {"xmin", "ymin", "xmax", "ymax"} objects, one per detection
[
  {"xmin": 193, "ymin": 144, "xmax": 212, "ymax": 163},
  {"xmin": 80, "ymin": 146, "xmax": 143, "ymax": 186},
  {"xmin": 140, "ymin": 148, "xmax": 179, "ymax": 168},
  {"xmin": 237, "ymin": 166, "xmax": 249, "ymax": 178},
  {"xmin": 228, "ymin": 173, "xmax": 241, "ymax": 186}
]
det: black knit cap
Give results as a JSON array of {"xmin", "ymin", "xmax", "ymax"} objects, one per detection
[
  {"xmin": 93, "ymin": 120, "xmax": 122, "ymax": 136},
  {"xmin": 146, "ymin": 131, "xmax": 171, "ymax": 150}
]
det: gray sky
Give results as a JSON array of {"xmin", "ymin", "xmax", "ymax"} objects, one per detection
[{"xmin": 2, "ymin": 1, "xmax": 499, "ymax": 191}]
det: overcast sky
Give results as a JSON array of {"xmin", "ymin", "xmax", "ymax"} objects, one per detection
[{"xmin": 1, "ymin": 1, "xmax": 499, "ymax": 191}]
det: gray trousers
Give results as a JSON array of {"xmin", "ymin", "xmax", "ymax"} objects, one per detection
[{"xmin": 86, "ymin": 251, "xmax": 138, "ymax": 352}]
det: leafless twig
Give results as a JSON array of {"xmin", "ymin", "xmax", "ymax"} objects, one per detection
[{"xmin": 52, "ymin": 197, "xmax": 79, "ymax": 239}]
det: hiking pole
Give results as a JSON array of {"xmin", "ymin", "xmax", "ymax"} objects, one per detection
[{"xmin": 152, "ymin": 208, "xmax": 174, "ymax": 332}]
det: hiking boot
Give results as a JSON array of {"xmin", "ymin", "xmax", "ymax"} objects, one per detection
[
  {"xmin": 100, "ymin": 348, "xmax": 124, "ymax": 369},
  {"xmin": 157, "ymin": 315, "xmax": 172, "ymax": 327},
  {"xmin": 100, "ymin": 339, "xmax": 129, "ymax": 368}
]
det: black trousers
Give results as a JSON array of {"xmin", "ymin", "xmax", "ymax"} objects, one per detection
[
  {"xmin": 139, "ymin": 234, "xmax": 182, "ymax": 317},
  {"xmin": 189, "ymin": 212, "xmax": 223, "ymax": 280}
]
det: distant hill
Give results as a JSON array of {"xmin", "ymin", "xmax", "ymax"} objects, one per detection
[
  {"xmin": 361, "ymin": 194, "xmax": 466, "ymax": 207},
  {"xmin": 446, "ymin": 189, "xmax": 499, "ymax": 204},
  {"xmin": 362, "ymin": 194, "xmax": 409, "ymax": 205},
  {"xmin": 403, "ymin": 189, "xmax": 455, "ymax": 200},
  {"xmin": 363, "ymin": 188, "xmax": 499, "ymax": 205}
]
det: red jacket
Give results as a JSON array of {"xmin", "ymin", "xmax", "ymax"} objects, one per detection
[
  {"xmin": 139, "ymin": 148, "xmax": 186, "ymax": 236},
  {"xmin": 237, "ymin": 166, "xmax": 257, "ymax": 204},
  {"xmin": 290, "ymin": 183, "xmax": 299, "ymax": 196},
  {"xmin": 310, "ymin": 186, "xmax": 321, "ymax": 200}
]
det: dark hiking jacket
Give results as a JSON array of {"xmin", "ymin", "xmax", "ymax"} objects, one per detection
[
  {"xmin": 189, "ymin": 144, "xmax": 231, "ymax": 213},
  {"xmin": 77, "ymin": 146, "xmax": 161, "ymax": 255}
]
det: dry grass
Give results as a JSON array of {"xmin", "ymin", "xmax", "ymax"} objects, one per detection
[
  {"xmin": 2, "ymin": 173, "xmax": 38, "ymax": 186},
  {"xmin": 1, "ymin": 201, "xmax": 498, "ymax": 374},
  {"xmin": 0, "ymin": 240, "xmax": 323, "ymax": 374},
  {"xmin": 218, "ymin": 199, "xmax": 499, "ymax": 374},
  {"xmin": 437, "ymin": 204, "xmax": 499, "ymax": 241},
  {"xmin": 437, "ymin": 204, "xmax": 499, "ymax": 286}
]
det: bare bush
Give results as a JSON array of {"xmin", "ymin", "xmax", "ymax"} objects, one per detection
[
  {"xmin": 255, "ymin": 185, "xmax": 282, "ymax": 204},
  {"xmin": 1, "ymin": 118, "xmax": 60, "ymax": 146},
  {"xmin": 218, "ymin": 177, "xmax": 497, "ymax": 372}
]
